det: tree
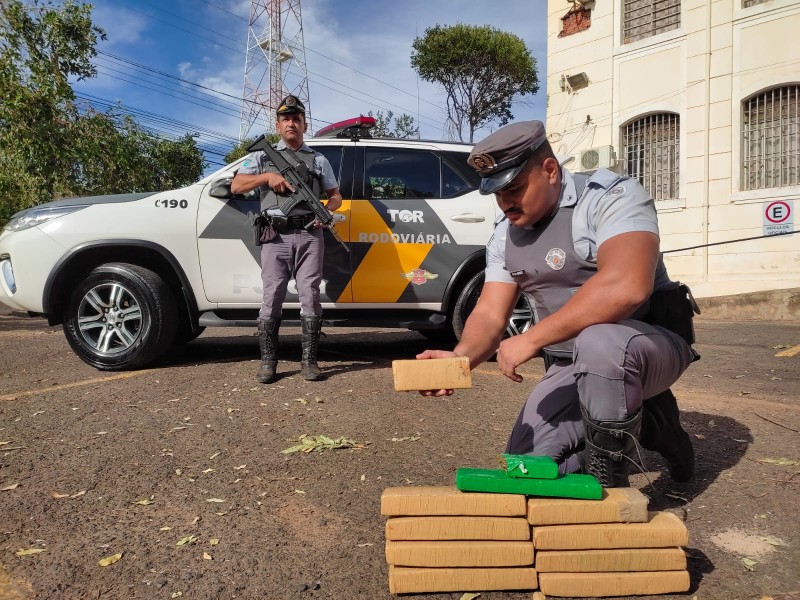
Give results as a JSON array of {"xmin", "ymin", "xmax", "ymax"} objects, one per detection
[
  {"xmin": 224, "ymin": 133, "xmax": 280, "ymax": 164},
  {"xmin": 368, "ymin": 110, "xmax": 419, "ymax": 139},
  {"xmin": 411, "ymin": 23, "xmax": 539, "ymax": 143},
  {"xmin": 0, "ymin": 1, "xmax": 205, "ymax": 226}
]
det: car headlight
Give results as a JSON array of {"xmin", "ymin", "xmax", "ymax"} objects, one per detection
[{"xmin": 2, "ymin": 204, "xmax": 90, "ymax": 233}]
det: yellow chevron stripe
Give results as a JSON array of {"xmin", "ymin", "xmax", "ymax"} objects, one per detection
[
  {"xmin": 348, "ymin": 200, "xmax": 432, "ymax": 302},
  {"xmin": 351, "ymin": 243, "xmax": 432, "ymax": 302}
]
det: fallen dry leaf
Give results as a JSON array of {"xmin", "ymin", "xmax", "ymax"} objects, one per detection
[
  {"xmin": 203, "ymin": 552, "xmax": 212, "ymax": 560},
  {"xmin": 98, "ymin": 553, "xmax": 122, "ymax": 567},
  {"xmin": 15, "ymin": 548, "xmax": 45, "ymax": 556},
  {"xmin": 70, "ymin": 490, "xmax": 86, "ymax": 498},
  {"xmin": 133, "ymin": 498, "xmax": 154, "ymax": 506},
  {"xmin": 460, "ymin": 593, "xmax": 481, "ymax": 600},
  {"xmin": 206, "ymin": 498, "xmax": 226, "ymax": 503},
  {"xmin": 52, "ymin": 492, "xmax": 70, "ymax": 499},
  {"xmin": 1, "ymin": 483, "xmax": 19, "ymax": 491},
  {"xmin": 757, "ymin": 458, "xmax": 798, "ymax": 466},
  {"xmin": 209, "ymin": 538, "xmax": 219, "ymax": 546},
  {"xmin": 176, "ymin": 535, "xmax": 197, "ymax": 546},
  {"xmin": 209, "ymin": 452, "xmax": 222, "ymax": 460}
]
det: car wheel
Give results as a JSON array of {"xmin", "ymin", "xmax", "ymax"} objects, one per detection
[
  {"xmin": 63, "ymin": 263, "xmax": 178, "ymax": 370},
  {"xmin": 175, "ymin": 324, "xmax": 205, "ymax": 345},
  {"xmin": 451, "ymin": 271, "xmax": 534, "ymax": 341}
]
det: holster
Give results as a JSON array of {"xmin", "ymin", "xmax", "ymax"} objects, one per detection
[
  {"xmin": 252, "ymin": 212, "xmax": 276, "ymax": 246},
  {"xmin": 642, "ymin": 282, "xmax": 700, "ymax": 345}
]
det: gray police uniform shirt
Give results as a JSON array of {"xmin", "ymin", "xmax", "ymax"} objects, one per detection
[
  {"xmin": 486, "ymin": 167, "xmax": 671, "ymax": 352},
  {"xmin": 237, "ymin": 140, "xmax": 338, "ymax": 215}
]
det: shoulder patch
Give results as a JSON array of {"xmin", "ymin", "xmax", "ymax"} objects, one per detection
[{"xmin": 609, "ymin": 185, "xmax": 625, "ymax": 197}]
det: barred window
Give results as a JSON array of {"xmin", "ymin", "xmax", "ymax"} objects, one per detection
[
  {"xmin": 623, "ymin": 0, "xmax": 680, "ymax": 44},
  {"xmin": 742, "ymin": 85, "xmax": 800, "ymax": 190},
  {"xmin": 743, "ymin": 0, "xmax": 770, "ymax": 7},
  {"xmin": 623, "ymin": 113, "xmax": 680, "ymax": 201}
]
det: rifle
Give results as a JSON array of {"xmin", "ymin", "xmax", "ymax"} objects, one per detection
[{"xmin": 249, "ymin": 136, "xmax": 348, "ymax": 251}]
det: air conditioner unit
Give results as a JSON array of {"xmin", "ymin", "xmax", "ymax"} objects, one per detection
[{"xmin": 578, "ymin": 145, "xmax": 616, "ymax": 171}]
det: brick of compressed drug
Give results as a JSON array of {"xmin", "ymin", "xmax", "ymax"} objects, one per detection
[
  {"xmin": 538, "ymin": 570, "xmax": 690, "ymax": 597},
  {"xmin": 380, "ymin": 486, "xmax": 526, "ymax": 517},
  {"xmin": 533, "ymin": 511, "xmax": 688, "ymax": 550},
  {"xmin": 392, "ymin": 356, "xmax": 471, "ymax": 391},
  {"xmin": 388, "ymin": 565, "xmax": 538, "ymax": 594},
  {"xmin": 457, "ymin": 468, "xmax": 602, "ymax": 500},
  {"xmin": 386, "ymin": 516, "xmax": 531, "ymax": 541},
  {"xmin": 535, "ymin": 547, "xmax": 686, "ymax": 572},
  {"xmin": 527, "ymin": 487, "xmax": 649, "ymax": 525},
  {"xmin": 385, "ymin": 540, "xmax": 534, "ymax": 567}
]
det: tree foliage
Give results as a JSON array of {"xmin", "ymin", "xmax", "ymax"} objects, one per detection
[
  {"xmin": 411, "ymin": 23, "xmax": 539, "ymax": 143},
  {"xmin": 368, "ymin": 110, "xmax": 419, "ymax": 139},
  {"xmin": 0, "ymin": 0, "xmax": 206, "ymax": 226},
  {"xmin": 224, "ymin": 133, "xmax": 280, "ymax": 164}
]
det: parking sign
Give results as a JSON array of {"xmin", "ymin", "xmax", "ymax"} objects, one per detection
[{"xmin": 763, "ymin": 200, "xmax": 793, "ymax": 236}]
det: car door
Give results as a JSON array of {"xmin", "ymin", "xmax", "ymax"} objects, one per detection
[
  {"xmin": 347, "ymin": 144, "xmax": 495, "ymax": 307},
  {"xmin": 196, "ymin": 144, "xmax": 353, "ymax": 306}
]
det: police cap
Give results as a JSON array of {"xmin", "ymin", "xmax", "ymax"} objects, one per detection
[
  {"xmin": 467, "ymin": 120, "xmax": 547, "ymax": 195},
  {"xmin": 276, "ymin": 95, "xmax": 306, "ymax": 116}
]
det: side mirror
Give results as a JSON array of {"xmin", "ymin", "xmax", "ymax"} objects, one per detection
[{"xmin": 209, "ymin": 177, "xmax": 233, "ymax": 199}]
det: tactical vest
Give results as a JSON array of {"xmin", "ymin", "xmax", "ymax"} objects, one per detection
[
  {"xmin": 504, "ymin": 189, "xmax": 650, "ymax": 358},
  {"xmin": 260, "ymin": 148, "xmax": 322, "ymax": 215}
]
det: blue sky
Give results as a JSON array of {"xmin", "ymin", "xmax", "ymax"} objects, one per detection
[{"xmin": 72, "ymin": 0, "xmax": 548, "ymax": 169}]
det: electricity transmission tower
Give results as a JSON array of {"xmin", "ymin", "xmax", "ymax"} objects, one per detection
[{"xmin": 239, "ymin": 0, "xmax": 311, "ymax": 140}]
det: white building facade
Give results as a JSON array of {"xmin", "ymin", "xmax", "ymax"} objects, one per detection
[{"xmin": 546, "ymin": 0, "xmax": 799, "ymax": 297}]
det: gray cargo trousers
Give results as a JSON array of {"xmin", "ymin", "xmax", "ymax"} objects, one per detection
[
  {"xmin": 259, "ymin": 227, "xmax": 324, "ymax": 319},
  {"xmin": 505, "ymin": 319, "xmax": 697, "ymax": 474}
]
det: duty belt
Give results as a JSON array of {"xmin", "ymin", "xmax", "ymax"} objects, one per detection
[{"xmin": 285, "ymin": 214, "xmax": 315, "ymax": 229}]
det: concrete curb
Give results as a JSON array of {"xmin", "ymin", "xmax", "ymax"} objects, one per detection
[{"xmin": 697, "ymin": 287, "xmax": 800, "ymax": 321}]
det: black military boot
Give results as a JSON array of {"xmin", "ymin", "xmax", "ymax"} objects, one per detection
[
  {"xmin": 300, "ymin": 316, "xmax": 324, "ymax": 381},
  {"xmin": 256, "ymin": 318, "xmax": 280, "ymax": 384},
  {"xmin": 582, "ymin": 406, "xmax": 642, "ymax": 488},
  {"xmin": 640, "ymin": 389, "xmax": 695, "ymax": 482}
]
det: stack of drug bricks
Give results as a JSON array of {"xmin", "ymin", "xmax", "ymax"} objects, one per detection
[{"xmin": 381, "ymin": 456, "xmax": 691, "ymax": 597}]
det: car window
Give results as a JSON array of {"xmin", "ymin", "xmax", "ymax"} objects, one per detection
[
  {"xmin": 314, "ymin": 146, "xmax": 343, "ymax": 181},
  {"xmin": 442, "ymin": 161, "xmax": 472, "ymax": 198},
  {"xmin": 365, "ymin": 148, "xmax": 440, "ymax": 199}
]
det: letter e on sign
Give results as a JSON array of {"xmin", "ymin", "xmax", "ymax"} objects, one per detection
[{"xmin": 762, "ymin": 200, "xmax": 793, "ymax": 236}]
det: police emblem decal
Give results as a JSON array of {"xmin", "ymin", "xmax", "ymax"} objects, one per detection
[
  {"xmin": 545, "ymin": 248, "xmax": 566, "ymax": 270},
  {"xmin": 402, "ymin": 269, "xmax": 439, "ymax": 285}
]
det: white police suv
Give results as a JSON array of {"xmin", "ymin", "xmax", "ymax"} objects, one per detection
[{"xmin": 0, "ymin": 117, "xmax": 532, "ymax": 370}]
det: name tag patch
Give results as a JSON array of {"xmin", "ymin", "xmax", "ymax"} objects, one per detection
[
  {"xmin": 545, "ymin": 248, "xmax": 567, "ymax": 270},
  {"xmin": 510, "ymin": 270, "xmax": 525, "ymax": 277}
]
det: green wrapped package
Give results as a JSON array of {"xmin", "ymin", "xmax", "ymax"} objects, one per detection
[
  {"xmin": 499, "ymin": 454, "xmax": 559, "ymax": 479},
  {"xmin": 456, "ymin": 468, "xmax": 603, "ymax": 500}
]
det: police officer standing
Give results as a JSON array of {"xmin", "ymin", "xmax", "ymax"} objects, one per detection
[
  {"xmin": 232, "ymin": 95, "xmax": 342, "ymax": 383},
  {"xmin": 418, "ymin": 120, "xmax": 698, "ymax": 488}
]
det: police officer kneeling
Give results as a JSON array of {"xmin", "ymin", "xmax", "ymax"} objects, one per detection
[
  {"xmin": 232, "ymin": 95, "xmax": 342, "ymax": 383},
  {"xmin": 417, "ymin": 120, "xmax": 698, "ymax": 487}
]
